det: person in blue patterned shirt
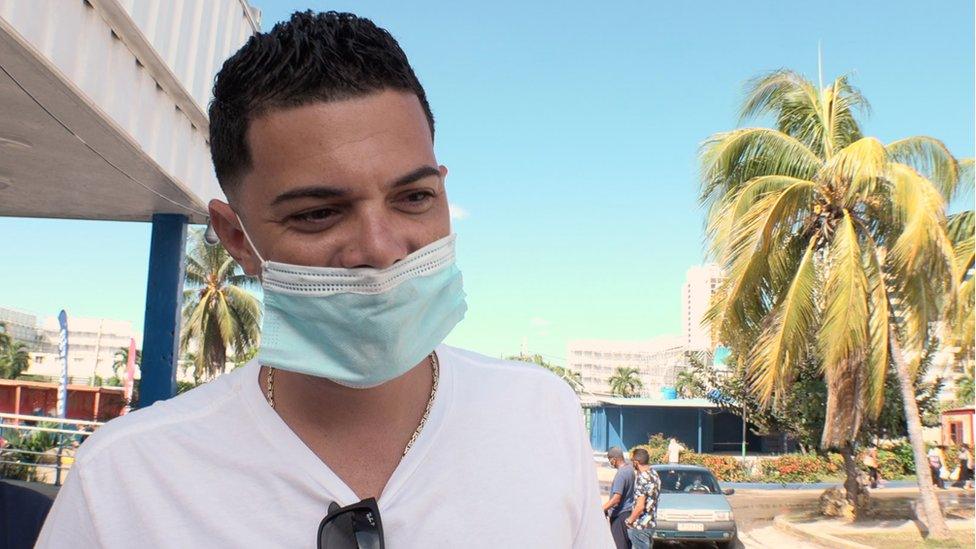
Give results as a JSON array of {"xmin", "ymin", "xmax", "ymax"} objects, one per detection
[{"xmin": 625, "ymin": 448, "xmax": 662, "ymax": 549}]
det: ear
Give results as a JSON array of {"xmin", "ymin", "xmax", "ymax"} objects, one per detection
[{"xmin": 208, "ymin": 199, "xmax": 262, "ymax": 276}]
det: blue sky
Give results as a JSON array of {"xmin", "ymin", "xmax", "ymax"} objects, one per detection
[{"xmin": 1, "ymin": 0, "xmax": 972, "ymax": 365}]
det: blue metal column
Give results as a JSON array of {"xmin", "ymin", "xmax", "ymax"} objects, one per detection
[
  {"xmin": 618, "ymin": 407, "xmax": 625, "ymax": 449},
  {"xmin": 697, "ymin": 408, "xmax": 703, "ymax": 453},
  {"xmin": 139, "ymin": 214, "xmax": 187, "ymax": 408}
]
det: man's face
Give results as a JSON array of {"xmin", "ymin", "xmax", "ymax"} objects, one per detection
[{"xmin": 210, "ymin": 90, "xmax": 450, "ymax": 275}]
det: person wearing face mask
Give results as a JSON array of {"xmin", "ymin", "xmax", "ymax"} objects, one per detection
[{"xmin": 36, "ymin": 11, "xmax": 611, "ymax": 549}]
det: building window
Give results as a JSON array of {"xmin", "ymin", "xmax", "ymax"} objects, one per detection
[{"xmin": 949, "ymin": 421, "xmax": 963, "ymax": 444}]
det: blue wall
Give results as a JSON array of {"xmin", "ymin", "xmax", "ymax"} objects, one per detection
[{"xmin": 589, "ymin": 405, "xmax": 728, "ymax": 453}]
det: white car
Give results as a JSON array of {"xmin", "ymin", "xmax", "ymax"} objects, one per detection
[{"xmin": 650, "ymin": 464, "xmax": 737, "ymax": 548}]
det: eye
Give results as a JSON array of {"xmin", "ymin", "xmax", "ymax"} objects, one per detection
[
  {"xmin": 286, "ymin": 208, "xmax": 340, "ymax": 231},
  {"xmin": 398, "ymin": 190, "xmax": 436, "ymax": 211}
]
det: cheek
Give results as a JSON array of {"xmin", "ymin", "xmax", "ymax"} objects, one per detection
[{"xmin": 269, "ymin": 236, "xmax": 340, "ymax": 268}]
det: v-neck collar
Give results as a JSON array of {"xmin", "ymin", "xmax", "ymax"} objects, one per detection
[{"xmin": 242, "ymin": 346, "xmax": 455, "ymax": 510}]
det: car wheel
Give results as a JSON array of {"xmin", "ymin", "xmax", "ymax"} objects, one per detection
[{"xmin": 716, "ymin": 538, "xmax": 737, "ymax": 549}]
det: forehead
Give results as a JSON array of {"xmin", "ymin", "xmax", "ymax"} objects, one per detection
[{"xmin": 238, "ymin": 90, "xmax": 435, "ymax": 201}]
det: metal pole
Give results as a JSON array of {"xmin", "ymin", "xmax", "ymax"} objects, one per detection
[
  {"xmin": 697, "ymin": 408, "xmax": 702, "ymax": 453},
  {"xmin": 741, "ymin": 406, "xmax": 747, "ymax": 463},
  {"xmin": 139, "ymin": 214, "xmax": 187, "ymax": 408}
]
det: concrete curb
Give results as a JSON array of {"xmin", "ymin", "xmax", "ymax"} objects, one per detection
[{"xmin": 773, "ymin": 515, "xmax": 872, "ymax": 549}]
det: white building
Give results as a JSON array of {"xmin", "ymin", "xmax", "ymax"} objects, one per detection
[
  {"xmin": 31, "ymin": 315, "xmax": 140, "ymax": 384},
  {"xmin": 567, "ymin": 336, "xmax": 688, "ymax": 397},
  {"xmin": 682, "ymin": 263, "xmax": 725, "ymax": 352},
  {"xmin": 0, "ymin": 306, "xmax": 41, "ymax": 346}
]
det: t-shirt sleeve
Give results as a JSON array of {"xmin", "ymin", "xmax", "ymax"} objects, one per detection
[
  {"xmin": 34, "ymin": 465, "xmax": 100, "ymax": 548},
  {"xmin": 609, "ymin": 468, "xmax": 627, "ymax": 496}
]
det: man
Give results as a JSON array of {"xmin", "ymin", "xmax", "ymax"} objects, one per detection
[
  {"xmin": 862, "ymin": 446, "xmax": 880, "ymax": 489},
  {"xmin": 667, "ymin": 437, "xmax": 683, "ymax": 464},
  {"xmin": 37, "ymin": 11, "xmax": 611, "ymax": 548},
  {"xmin": 625, "ymin": 448, "xmax": 662, "ymax": 549},
  {"xmin": 927, "ymin": 445, "xmax": 947, "ymax": 489},
  {"xmin": 602, "ymin": 447, "xmax": 636, "ymax": 548}
]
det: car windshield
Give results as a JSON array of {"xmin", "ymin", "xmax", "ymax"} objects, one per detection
[{"xmin": 656, "ymin": 469, "xmax": 722, "ymax": 494}]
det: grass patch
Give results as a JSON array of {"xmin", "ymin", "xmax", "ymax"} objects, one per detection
[{"xmin": 846, "ymin": 530, "xmax": 974, "ymax": 548}]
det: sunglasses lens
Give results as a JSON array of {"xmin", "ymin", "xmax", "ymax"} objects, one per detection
[{"xmin": 319, "ymin": 509, "xmax": 382, "ymax": 549}]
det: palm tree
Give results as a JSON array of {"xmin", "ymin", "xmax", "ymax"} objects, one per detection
[
  {"xmin": 675, "ymin": 369, "xmax": 699, "ymax": 398},
  {"xmin": 608, "ymin": 367, "xmax": 643, "ymax": 398},
  {"xmin": 181, "ymin": 229, "xmax": 261, "ymax": 381},
  {"xmin": 700, "ymin": 69, "xmax": 960, "ymax": 535},
  {"xmin": 947, "ymin": 159, "xmax": 974, "ymax": 357},
  {"xmin": 112, "ymin": 347, "xmax": 142, "ymax": 379},
  {"xmin": 506, "ymin": 353, "xmax": 584, "ymax": 394},
  {"xmin": 0, "ymin": 322, "xmax": 10, "ymax": 350},
  {"xmin": 955, "ymin": 364, "xmax": 975, "ymax": 405},
  {"xmin": 0, "ymin": 340, "xmax": 30, "ymax": 379}
]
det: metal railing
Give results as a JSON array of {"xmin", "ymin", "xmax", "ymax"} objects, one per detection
[{"xmin": 0, "ymin": 413, "xmax": 103, "ymax": 486}]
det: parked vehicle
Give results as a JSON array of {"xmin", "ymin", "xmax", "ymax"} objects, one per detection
[{"xmin": 650, "ymin": 464, "xmax": 737, "ymax": 548}]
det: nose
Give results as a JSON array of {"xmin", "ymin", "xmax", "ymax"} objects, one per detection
[{"xmin": 336, "ymin": 209, "xmax": 409, "ymax": 269}]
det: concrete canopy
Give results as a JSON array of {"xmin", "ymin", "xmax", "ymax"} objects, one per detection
[{"xmin": 0, "ymin": 0, "xmax": 259, "ymax": 224}]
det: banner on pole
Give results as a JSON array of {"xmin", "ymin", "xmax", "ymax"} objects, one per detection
[
  {"xmin": 56, "ymin": 310, "xmax": 69, "ymax": 419},
  {"xmin": 122, "ymin": 337, "xmax": 137, "ymax": 415}
]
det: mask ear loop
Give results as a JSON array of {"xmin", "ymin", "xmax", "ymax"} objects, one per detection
[{"xmin": 234, "ymin": 213, "xmax": 267, "ymax": 273}]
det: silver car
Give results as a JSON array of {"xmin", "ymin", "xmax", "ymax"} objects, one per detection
[{"xmin": 649, "ymin": 464, "xmax": 737, "ymax": 548}]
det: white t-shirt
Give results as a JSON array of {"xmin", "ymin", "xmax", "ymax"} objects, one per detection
[
  {"xmin": 667, "ymin": 440, "xmax": 682, "ymax": 463},
  {"xmin": 36, "ymin": 345, "xmax": 612, "ymax": 548}
]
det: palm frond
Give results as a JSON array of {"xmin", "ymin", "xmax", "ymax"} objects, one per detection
[
  {"xmin": 818, "ymin": 137, "xmax": 887, "ymax": 202},
  {"xmin": 699, "ymin": 128, "xmax": 821, "ymax": 209},
  {"xmin": 818, "ymin": 211, "xmax": 869, "ymax": 375},
  {"xmin": 862, "ymin": 231, "xmax": 890, "ymax": 418},
  {"xmin": 708, "ymin": 181, "xmax": 815, "ymax": 346},
  {"xmin": 748, "ymin": 237, "xmax": 818, "ymax": 405},
  {"xmin": 823, "ymin": 75, "xmax": 868, "ymax": 154},
  {"xmin": 886, "ymin": 137, "xmax": 960, "ymax": 201}
]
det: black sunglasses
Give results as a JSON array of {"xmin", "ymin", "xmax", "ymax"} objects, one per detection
[{"xmin": 317, "ymin": 498, "xmax": 385, "ymax": 549}]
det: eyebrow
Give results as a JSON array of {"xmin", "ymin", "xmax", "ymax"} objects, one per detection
[{"xmin": 270, "ymin": 165, "xmax": 441, "ymax": 206}]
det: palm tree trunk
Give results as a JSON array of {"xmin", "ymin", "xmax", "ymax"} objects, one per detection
[
  {"xmin": 891, "ymin": 335, "xmax": 950, "ymax": 540},
  {"xmin": 839, "ymin": 443, "xmax": 864, "ymax": 517}
]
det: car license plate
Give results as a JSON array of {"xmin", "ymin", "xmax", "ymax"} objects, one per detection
[{"xmin": 677, "ymin": 523, "xmax": 705, "ymax": 532}]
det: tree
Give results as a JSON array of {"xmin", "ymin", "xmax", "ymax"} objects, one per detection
[
  {"xmin": 674, "ymin": 370, "xmax": 698, "ymax": 398},
  {"xmin": 955, "ymin": 364, "xmax": 975, "ymax": 405},
  {"xmin": 112, "ymin": 347, "xmax": 142, "ymax": 379},
  {"xmin": 181, "ymin": 229, "xmax": 261, "ymax": 381},
  {"xmin": 700, "ymin": 69, "xmax": 961, "ymax": 534},
  {"xmin": 0, "ymin": 340, "xmax": 30, "ymax": 379},
  {"xmin": 0, "ymin": 322, "xmax": 10, "ymax": 350},
  {"xmin": 686, "ymin": 351, "xmax": 827, "ymax": 452},
  {"xmin": 505, "ymin": 353, "xmax": 583, "ymax": 394},
  {"xmin": 608, "ymin": 367, "xmax": 643, "ymax": 398},
  {"xmin": 947, "ymin": 159, "xmax": 974, "ymax": 356}
]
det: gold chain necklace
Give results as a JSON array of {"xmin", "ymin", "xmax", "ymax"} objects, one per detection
[{"xmin": 264, "ymin": 352, "xmax": 440, "ymax": 458}]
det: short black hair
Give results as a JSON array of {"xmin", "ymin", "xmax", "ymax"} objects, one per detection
[
  {"xmin": 632, "ymin": 448, "xmax": 650, "ymax": 465},
  {"xmin": 208, "ymin": 10, "xmax": 434, "ymax": 193}
]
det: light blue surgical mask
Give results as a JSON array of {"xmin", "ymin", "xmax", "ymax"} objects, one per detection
[{"xmin": 239, "ymin": 223, "xmax": 467, "ymax": 388}]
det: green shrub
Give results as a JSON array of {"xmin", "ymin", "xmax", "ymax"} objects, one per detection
[
  {"xmin": 877, "ymin": 449, "xmax": 910, "ymax": 479},
  {"xmin": 0, "ymin": 422, "xmax": 60, "ymax": 481},
  {"xmin": 681, "ymin": 452, "xmax": 749, "ymax": 482},
  {"xmin": 630, "ymin": 434, "xmax": 748, "ymax": 482},
  {"xmin": 759, "ymin": 453, "xmax": 831, "ymax": 483}
]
